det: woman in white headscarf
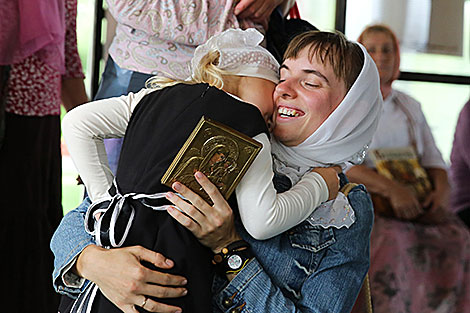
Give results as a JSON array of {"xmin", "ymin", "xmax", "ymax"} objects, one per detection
[
  {"xmin": 52, "ymin": 29, "xmax": 382, "ymax": 313},
  {"xmin": 54, "ymin": 28, "xmax": 342, "ymax": 313},
  {"xmin": 167, "ymin": 30, "xmax": 383, "ymax": 312}
]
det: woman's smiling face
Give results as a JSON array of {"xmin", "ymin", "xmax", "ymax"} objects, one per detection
[{"xmin": 272, "ymin": 47, "xmax": 347, "ymax": 147}]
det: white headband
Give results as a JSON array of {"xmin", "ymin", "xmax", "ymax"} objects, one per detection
[{"xmin": 191, "ymin": 28, "xmax": 280, "ymax": 84}]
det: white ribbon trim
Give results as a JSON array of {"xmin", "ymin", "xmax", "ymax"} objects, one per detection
[{"xmin": 85, "ymin": 179, "xmax": 171, "ymax": 248}]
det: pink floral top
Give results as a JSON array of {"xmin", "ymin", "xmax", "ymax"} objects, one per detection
[
  {"xmin": 5, "ymin": 0, "xmax": 84, "ymax": 116},
  {"xmin": 107, "ymin": 0, "xmax": 264, "ymax": 79}
]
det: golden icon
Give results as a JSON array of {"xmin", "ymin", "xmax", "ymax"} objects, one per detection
[{"xmin": 161, "ymin": 116, "xmax": 263, "ymax": 204}]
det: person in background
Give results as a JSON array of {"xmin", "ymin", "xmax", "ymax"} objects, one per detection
[
  {"xmin": 96, "ymin": 0, "xmax": 295, "ymax": 174},
  {"xmin": 0, "ymin": 0, "xmax": 88, "ymax": 312},
  {"xmin": 347, "ymin": 24, "xmax": 470, "ymax": 313},
  {"xmin": 450, "ymin": 98, "xmax": 470, "ymax": 228}
]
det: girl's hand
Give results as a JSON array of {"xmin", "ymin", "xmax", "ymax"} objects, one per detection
[{"xmin": 311, "ymin": 166, "xmax": 341, "ymax": 200}]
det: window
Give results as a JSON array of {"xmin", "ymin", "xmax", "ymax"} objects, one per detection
[
  {"xmin": 344, "ymin": 0, "xmax": 470, "ymax": 163},
  {"xmin": 345, "ymin": 0, "xmax": 470, "ymax": 76},
  {"xmin": 296, "ymin": 0, "xmax": 336, "ymax": 31}
]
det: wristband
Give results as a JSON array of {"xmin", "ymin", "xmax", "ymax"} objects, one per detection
[{"xmin": 212, "ymin": 240, "xmax": 253, "ymax": 275}]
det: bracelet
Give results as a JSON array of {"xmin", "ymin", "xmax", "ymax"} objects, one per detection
[{"xmin": 212, "ymin": 240, "xmax": 253, "ymax": 275}]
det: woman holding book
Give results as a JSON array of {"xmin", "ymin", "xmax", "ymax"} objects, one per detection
[
  {"xmin": 347, "ymin": 24, "xmax": 470, "ymax": 313},
  {"xmin": 55, "ymin": 28, "xmax": 346, "ymax": 313},
  {"xmin": 52, "ymin": 29, "xmax": 382, "ymax": 313}
]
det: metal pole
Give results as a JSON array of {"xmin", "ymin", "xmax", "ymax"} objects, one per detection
[
  {"xmin": 90, "ymin": 0, "xmax": 104, "ymax": 98},
  {"xmin": 335, "ymin": 0, "xmax": 346, "ymax": 33}
]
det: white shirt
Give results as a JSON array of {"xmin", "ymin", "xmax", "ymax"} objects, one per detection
[{"xmin": 363, "ymin": 89, "xmax": 446, "ymax": 169}]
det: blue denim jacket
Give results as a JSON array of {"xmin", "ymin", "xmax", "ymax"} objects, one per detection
[
  {"xmin": 51, "ymin": 197, "xmax": 93, "ymax": 297},
  {"xmin": 51, "ymin": 175, "xmax": 373, "ymax": 312},
  {"xmin": 212, "ymin": 182, "xmax": 373, "ymax": 313}
]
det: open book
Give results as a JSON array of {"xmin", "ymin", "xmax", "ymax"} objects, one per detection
[
  {"xmin": 161, "ymin": 116, "xmax": 262, "ymax": 204},
  {"xmin": 369, "ymin": 146, "xmax": 432, "ymax": 217}
]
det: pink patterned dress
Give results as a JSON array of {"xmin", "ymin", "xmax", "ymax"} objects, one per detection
[
  {"xmin": 358, "ymin": 91, "xmax": 470, "ymax": 313},
  {"xmin": 6, "ymin": 0, "xmax": 84, "ymax": 116}
]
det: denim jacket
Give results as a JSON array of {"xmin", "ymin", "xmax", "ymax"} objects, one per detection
[
  {"xmin": 213, "ymin": 180, "xmax": 373, "ymax": 313},
  {"xmin": 51, "ymin": 197, "xmax": 93, "ymax": 297},
  {"xmin": 51, "ymin": 175, "xmax": 373, "ymax": 312}
]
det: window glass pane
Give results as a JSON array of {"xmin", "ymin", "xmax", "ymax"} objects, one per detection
[
  {"xmin": 77, "ymin": 0, "xmax": 94, "ymax": 88},
  {"xmin": 345, "ymin": 0, "xmax": 470, "ymax": 77},
  {"xmin": 296, "ymin": 0, "xmax": 336, "ymax": 31},
  {"xmin": 62, "ymin": 0, "xmax": 94, "ymax": 214},
  {"xmin": 392, "ymin": 81, "xmax": 470, "ymax": 163}
]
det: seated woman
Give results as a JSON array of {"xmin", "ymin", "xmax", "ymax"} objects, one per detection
[
  {"xmin": 52, "ymin": 29, "xmax": 382, "ymax": 313},
  {"xmin": 347, "ymin": 24, "xmax": 470, "ymax": 313},
  {"xmin": 58, "ymin": 28, "xmax": 341, "ymax": 313},
  {"xmin": 167, "ymin": 29, "xmax": 382, "ymax": 313}
]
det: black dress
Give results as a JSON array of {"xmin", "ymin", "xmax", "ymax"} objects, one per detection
[
  {"xmin": 90, "ymin": 83, "xmax": 268, "ymax": 313},
  {"xmin": 0, "ymin": 113, "xmax": 62, "ymax": 312}
]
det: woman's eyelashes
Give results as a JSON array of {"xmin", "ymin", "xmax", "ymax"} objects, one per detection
[
  {"xmin": 277, "ymin": 78, "xmax": 320, "ymax": 88},
  {"xmin": 302, "ymin": 80, "xmax": 320, "ymax": 88}
]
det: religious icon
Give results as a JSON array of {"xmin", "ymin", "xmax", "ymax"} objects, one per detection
[{"xmin": 162, "ymin": 116, "xmax": 262, "ymax": 203}]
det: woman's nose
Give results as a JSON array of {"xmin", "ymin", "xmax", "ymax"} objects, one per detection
[
  {"xmin": 275, "ymin": 79, "xmax": 295, "ymax": 98},
  {"xmin": 374, "ymin": 50, "xmax": 390, "ymax": 63}
]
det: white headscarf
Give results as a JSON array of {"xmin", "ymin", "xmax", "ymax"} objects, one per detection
[
  {"xmin": 271, "ymin": 43, "xmax": 383, "ymax": 185},
  {"xmin": 191, "ymin": 28, "xmax": 280, "ymax": 84}
]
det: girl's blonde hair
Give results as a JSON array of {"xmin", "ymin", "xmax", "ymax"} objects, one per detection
[{"xmin": 145, "ymin": 50, "xmax": 230, "ymax": 90}]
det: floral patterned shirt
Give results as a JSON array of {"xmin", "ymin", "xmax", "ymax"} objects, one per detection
[
  {"xmin": 6, "ymin": 0, "xmax": 84, "ymax": 116},
  {"xmin": 106, "ymin": 0, "xmax": 266, "ymax": 80}
]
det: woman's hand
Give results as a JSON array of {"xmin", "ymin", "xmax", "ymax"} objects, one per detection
[
  {"xmin": 234, "ymin": 0, "xmax": 284, "ymax": 29},
  {"xmin": 422, "ymin": 189, "xmax": 449, "ymax": 213},
  {"xmin": 386, "ymin": 182, "xmax": 424, "ymax": 220},
  {"xmin": 165, "ymin": 171, "xmax": 242, "ymax": 253},
  {"xmin": 75, "ymin": 245, "xmax": 188, "ymax": 313},
  {"xmin": 417, "ymin": 184, "xmax": 450, "ymax": 224},
  {"xmin": 422, "ymin": 168, "xmax": 450, "ymax": 213}
]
